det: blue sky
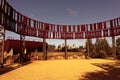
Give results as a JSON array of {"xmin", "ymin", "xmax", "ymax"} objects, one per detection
[{"xmin": 5, "ymin": 0, "xmax": 120, "ymax": 47}]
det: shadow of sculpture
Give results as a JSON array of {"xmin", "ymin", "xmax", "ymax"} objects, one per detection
[
  {"xmin": 80, "ymin": 62, "xmax": 120, "ymax": 80},
  {"xmin": 0, "ymin": 62, "xmax": 32, "ymax": 75}
]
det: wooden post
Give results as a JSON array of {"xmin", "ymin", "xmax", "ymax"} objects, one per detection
[
  {"xmin": 65, "ymin": 39, "xmax": 67, "ymax": 59},
  {"xmin": 43, "ymin": 38, "xmax": 47, "ymax": 60},
  {"xmin": 85, "ymin": 39, "xmax": 90, "ymax": 59},
  {"xmin": 0, "ymin": 26, "xmax": 5, "ymax": 68},
  {"xmin": 19, "ymin": 35, "xmax": 25, "ymax": 64},
  {"xmin": 87, "ymin": 39, "xmax": 90, "ymax": 58},
  {"xmin": 112, "ymin": 36, "xmax": 116, "ymax": 60}
]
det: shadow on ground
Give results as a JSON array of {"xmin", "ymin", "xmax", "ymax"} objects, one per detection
[
  {"xmin": 0, "ymin": 66, "xmax": 17, "ymax": 75},
  {"xmin": 0, "ymin": 62, "xmax": 32, "ymax": 75},
  {"xmin": 80, "ymin": 62, "xmax": 120, "ymax": 80}
]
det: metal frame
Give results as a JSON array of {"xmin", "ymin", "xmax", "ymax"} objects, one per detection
[{"xmin": 0, "ymin": 25, "xmax": 5, "ymax": 68}]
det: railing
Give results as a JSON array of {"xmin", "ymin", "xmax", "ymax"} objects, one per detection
[{"xmin": 0, "ymin": 0, "xmax": 120, "ymax": 39}]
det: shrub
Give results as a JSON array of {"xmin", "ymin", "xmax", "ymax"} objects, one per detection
[{"xmin": 90, "ymin": 50, "xmax": 106, "ymax": 58}]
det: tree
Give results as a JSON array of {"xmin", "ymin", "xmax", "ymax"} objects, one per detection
[
  {"xmin": 94, "ymin": 38, "xmax": 112, "ymax": 58},
  {"xmin": 116, "ymin": 37, "xmax": 120, "ymax": 57},
  {"xmin": 78, "ymin": 46, "xmax": 84, "ymax": 52},
  {"xmin": 57, "ymin": 44, "xmax": 61, "ymax": 51},
  {"xmin": 85, "ymin": 39, "xmax": 94, "ymax": 58},
  {"xmin": 86, "ymin": 39, "xmax": 94, "ymax": 53},
  {"xmin": 58, "ymin": 44, "xmax": 61, "ymax": 49}
]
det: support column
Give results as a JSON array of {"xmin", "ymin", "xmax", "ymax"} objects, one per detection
[
  {"xmin": 87, "ymin": 39, "xmax": 90, "ymax": 58},
  {"xmin": 112, "ymin": 36, "xmax": 116, "ymax": 60},
  {"xmin": 19, "ymin": 35, "xmax": 25, "ymax": 64},
  {"xmin": 0, "ymin": 26, "xmax": 5, "ymax": 68},
  {"xmin": 43, "ymin": 38, "xmax": 47, "ymax": 60},
  {"xmin": 65, "ymin": 39, "xmax": 67, "ymax": 59},
  {"xmin": 85, "ymin": 39, "xmax": 90, "ymax": 59}
]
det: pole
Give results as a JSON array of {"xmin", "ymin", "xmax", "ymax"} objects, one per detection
[
  {"xmin": 0, "ymin": 26, "xmax": 5, "ymax": 68},
  {"xmin": 87, "ymin": 39, "xmax": 90, "ymax": 58},
  {"xmin": 19, "ymin": 35, "xmax": 25, "ymax": 65},
  {"xmin": 65, "ymin": 39, "xmax": 67, "ymax": 59},
  {"xmin": 85, "ymin": 39, "xmax": 89, "ymax": 59},
  {"xmin": 43, "ymin": 38, "xmax": 47, "ymax": 60},
  {"xmin": 112, "ymin": 36, "xmax": 116, "ymax": 60}
]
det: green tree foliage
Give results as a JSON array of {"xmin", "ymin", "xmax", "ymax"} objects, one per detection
[
  {"xmin": 116, "ymin": 37, "xmax": 120, "ymax": 56},
  {"xmin": 85, "ymin": 39, "xmax": 94, "ymax": 59},
  {"xmin": 93, "ymin": 38, "xmax": 112, "ymax": 58},
  {"xmin": 57, "ymin": 44, "xmax": 61, "ymax": 49},
  {"xmin": 85, "ymin": 39, "xmax": 94, "ymax": 54},
  {"xmin": 78, "ymin": 46, "xmax": 84, "ymax": 52},
  {"xmin": 85, "ymin": 38, "xmax": 112, "ymax": 58}
]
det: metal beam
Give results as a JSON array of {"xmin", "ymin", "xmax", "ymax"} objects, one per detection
[
  {"xmin": 43, "ymin": 38, "xmax": 47, "ymax": 60},
  {"xmin": 65, "ymin": 39, "xmax": 67, "ymax": 59},
  {"xmin": 87, "ymin": 39, "xmax": 90, "ymax": 58},
  {"xmin": 19, "ymin": 35, "xmax": 25, "ymax": 65},
  {"xmin": 112, "ymin": 36, "xmax": 116, "ymax": 60},
  {"xmin": 0, "ymin": 25, "xmax": 5, "ymax": 68}
]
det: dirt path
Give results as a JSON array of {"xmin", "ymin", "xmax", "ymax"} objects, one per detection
[{"xmin": 0, "ymin": 59, "xmax": 116, "ymax": 80}]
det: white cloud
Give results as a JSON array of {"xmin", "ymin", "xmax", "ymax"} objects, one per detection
[{"xmin": 66, "ymin": 8, "xmax": 78, "ymax": 16}]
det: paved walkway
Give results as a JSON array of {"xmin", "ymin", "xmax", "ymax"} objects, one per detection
[{"xmin": 0, "ymin": 59, "xmax": 118, "ymax": 80}]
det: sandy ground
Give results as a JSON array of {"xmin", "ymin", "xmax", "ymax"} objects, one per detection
[{"xmin": 0, "ymin": 59, "xmax": 117, "ymax": 80}]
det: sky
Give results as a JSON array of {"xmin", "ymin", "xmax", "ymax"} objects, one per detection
[{"xmin": 5, "ymin": 0, "xmax": 120, "ymax": 47}]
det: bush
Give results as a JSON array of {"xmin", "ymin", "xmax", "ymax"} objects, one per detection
[
  {"xmin": 90, "ymin": 50, "xmax": 106, "ymax": 58},
  {"xmin": 98, "ymin": 50, "xmax": 106, "ymax": 58}
]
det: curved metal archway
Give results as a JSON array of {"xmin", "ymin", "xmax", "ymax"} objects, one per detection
[{"xmin": 0, "ymin": 0, "xmax": 119, "ymax": 66}]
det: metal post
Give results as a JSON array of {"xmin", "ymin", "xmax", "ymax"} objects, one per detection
[
  {"xmin": 19, "ymin": 35, "xmax": 25, "ymax": 64},
  {"xmin": 112, "ymin": 36, "xmax": 116, "ymax": 60},
  {"xmin": 85, "ymin": 39, "xmax": 89, "ymax": 59},
  {"xmin": 65, "ymin": 39, "xmax": 67, "ymax": 59},
  {"xmin": 43, "ymin": 38, "xmax": 47, "ymax": 60},
  {"xmin": 87, "ymin": 39, "xmax": 90, "ymax": 58},
  {"xmin": 0, "ymin": 25, "xmax": 5, "ymax": 68}
]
